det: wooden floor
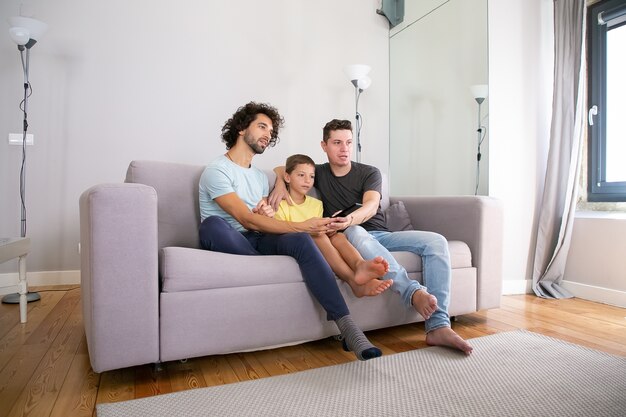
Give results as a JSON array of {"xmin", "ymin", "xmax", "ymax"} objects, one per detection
[{"xmin": 0, "ymin": 286, "xmax": 625, "ymax": 417}]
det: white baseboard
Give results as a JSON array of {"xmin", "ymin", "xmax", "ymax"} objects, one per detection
[
  {"xmin": 502, "ymin": 279, "xmax": 532, "ymax": 295},
  {"xmin": 561, "ymin": 280, "xmax": 626, "ymax": 308},
  {"xmin": 0, "ymin": 270, "xmax": 80, "ymax": 296}
]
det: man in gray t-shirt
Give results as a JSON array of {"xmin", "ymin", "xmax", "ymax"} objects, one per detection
[{"xmin": 270, "ymin": 119, "xmax": 473, "ymax": 355}]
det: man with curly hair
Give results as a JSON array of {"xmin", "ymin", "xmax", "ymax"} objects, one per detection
[{"xmin": 198, "ymin": 102, "xmax": 382, "ymax": 361}]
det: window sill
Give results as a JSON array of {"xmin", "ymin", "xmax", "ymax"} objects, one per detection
[{"xmin": 575, "ymin": 209, "xmax": 626, "ymax": 219}]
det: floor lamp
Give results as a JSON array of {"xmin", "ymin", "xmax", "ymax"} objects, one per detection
[
  {"xmin": 343, "ymin": 65, "xmax": 372, "ymax": 163},
  {"xmin": 2, "ymin": 16, "xmax": 48, "ymax": 305},
  {"xmin": 470, "ymin": 84, "xmax": 488, "ymax": 195}
]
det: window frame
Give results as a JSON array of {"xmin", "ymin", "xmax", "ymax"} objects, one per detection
[{"xmin": 587, "ymin": 0, "xmax": 626, "ymax": 202}]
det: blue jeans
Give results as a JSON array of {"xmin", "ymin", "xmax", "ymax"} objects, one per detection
[
  {"xmin": 199, "ymin": 216, "xmax": 350, "ymax": 321},
  {"xmin": 344, "ymin": 226, "xmax": 451, "ymax": 332}
]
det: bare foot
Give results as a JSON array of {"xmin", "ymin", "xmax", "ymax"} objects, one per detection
[
  {"xmin": 353, "ymin": 256, "xmax": 389, "ymax": 285},
  {"xmin": 349, "ymin": 278, "xmax": 393, "ymax": 298},
  {"xmin": 425, "ymin": 327, "xmax": 473, "ymax": 355},
  {"xmin": 411, "ymin": 289, "xmax": 438, "ymax": 320}
]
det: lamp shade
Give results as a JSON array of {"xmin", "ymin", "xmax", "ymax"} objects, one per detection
[
  {"xmin": 9, "ymin": 26, "xmax": 29, "ymax": 45},
  {"xmin": 470, "ymin": 84, "xmax": 488, "ymax": 100},
  {"xmin": 343, "ymin": 64, "xmax": 371, "ymax": 81},
  {"xmin": 8, "ymin": 16, "xmax": 48, "ymax": 42},
  {"xmin": 357, "ymin": 76, "xmax": 372, "ymax": 90}
]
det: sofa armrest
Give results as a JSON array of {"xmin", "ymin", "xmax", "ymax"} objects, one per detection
[
  {"xmin": 391, "ymin": 195, "xmax": 503, "ymax": 310},
  {"xmin": 79, "ymin": 183, "xmax": 160, "ymax": 372}
]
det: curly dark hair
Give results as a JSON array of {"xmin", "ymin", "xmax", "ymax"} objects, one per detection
[
  {"xmin": 221, "ymin": 102, "xmax": 285, "ymax": 150},
  {"xmin": 322, "ymin": 119, "xmax": 352, "ymax": 142}
]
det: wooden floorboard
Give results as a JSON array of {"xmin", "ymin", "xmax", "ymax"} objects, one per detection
[{"xmin": 0, "ymin": 288, "xmax": 624, "ymax": 416}]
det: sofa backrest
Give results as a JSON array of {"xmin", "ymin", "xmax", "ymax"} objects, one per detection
[
  {"xmin": 125, "ymin": 160, "xmax": 389, "ymax": 250},
  {"xmin": 126, "ymin": 160, "xmax": 205, "ymax": 250}
]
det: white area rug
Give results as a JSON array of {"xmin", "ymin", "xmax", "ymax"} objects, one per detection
[{"xmin": 97, "ymin": 331, "xmax": 626, "ymax": 417}]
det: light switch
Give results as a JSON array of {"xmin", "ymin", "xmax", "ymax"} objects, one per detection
[{"xmin": 8, "ymin": 133, "xmax": 34, "ymax": 146}]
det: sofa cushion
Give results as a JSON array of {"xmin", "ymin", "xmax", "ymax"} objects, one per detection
[
  {"xmin": 385, "ymin": 201, "xmax": 414, "ymax": 232},
  {"xmin": 126, "ymin": 160, "xmax": 205, "ymax": 250},
  {"xmin": 160, "ymin": 247, "xmax": 303, "ymax": 292},
  {"xmin": 160, "ymin": 241, "xmax": 472, "ymax": 293}
]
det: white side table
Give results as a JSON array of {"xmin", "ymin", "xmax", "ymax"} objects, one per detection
[{"xmin": 0, "ymin": 237, "xmax": 34, "ymax": 323}]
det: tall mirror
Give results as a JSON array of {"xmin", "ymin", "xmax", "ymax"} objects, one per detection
[{"xmin": 389, "ymin": 0, "xmax": 489, "ymax": 196}]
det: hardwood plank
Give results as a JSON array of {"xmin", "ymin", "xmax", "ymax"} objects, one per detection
[
  {"xmin": 24, "ymin": 289, "xmax": 80, "ymax": 346},
  {"xmin": 49, "ymin": 336, "xmax": 100, "ymax": 417},
  {"xmin": 501, "ymin": 298, "xmax": 626, "ymax": 344},
  {"xmin": 272, "ymin": 344, "xmax": 329, "ymax": 372},
  {"xmin": 225, "ymin": 352, "xmax": 271, "ymax": 382},
  {"xmin": 477, "ymin": 305, "xmax": 626, "ymax": 356},
  {"xmin": 134, "ymin": 364, "xmax": 173, "ymax": 399},
  {"xmin": 6, "ymin": 296, "xmax": 84, "ymax": 417},
  {"xmin": 0, "ymin": 344, "xmax": 49, "ymax": 417},
  {"xmin": 196, "ymin": 355, "xmax": 240, "ymax": 388},
  {"xmin": 0, "ymin": 292, "xmax": 65, "ymax": 372},
  {"xmin": 385, "ymin": 323, "xmax": 430, "ymax": 350},
  {"xmin": 0, "ymin": 292, "xmax": 69, "ymax": 417},
  {"xmin": 527, "ymin": 326, "xmax": 626, "ymax": 357},
  {"xmin": 95, "ymin": 368, "xmax": 136, "ymax": 405},
  {"xmin": 301, "ymin": 337, "xmax": 355, "ymax": 366},
  {"xmin": 252, "ymin": 348, "xmax": 300, "ymax": 377},
  {"xmin": 167, "ymin": 359, "xmax": 207, "ymax": 393},
  {"xmin": 367, "ymin": 328, "xmax": 417, "ymax": 354}
]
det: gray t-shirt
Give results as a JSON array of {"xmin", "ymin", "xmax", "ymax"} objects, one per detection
[{"xmin": 314, "ymin": 162, "xmax": 388, "ymax": 232}]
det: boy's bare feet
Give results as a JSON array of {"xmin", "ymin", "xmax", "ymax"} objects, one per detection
[
  {"xmin": 348, "ymin": 278, "xmax": 393, "ymax": 298},
  {"xmin": 354, "ymin": 256, "xmax": 389, "ymax": 285},
  {"xmin": 411, "ymin": 289, "xmax": 438, "ymax": 320},
  {"xmin": 425, "ymin": 326, "xmax": 473, "ymax": 355}
]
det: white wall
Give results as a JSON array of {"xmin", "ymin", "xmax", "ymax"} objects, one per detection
[
  {"xmin": 389, "ymin": 0, "xmax": 489, "ymax": 196},
  {"xmin": 488, "ymin": 0, "xmax": 554, "ymax": 292},
  {"xmin": 563, "ymin": 212, "xmax": 626, "ymax": 307},
  {"xmin": 0, "ymin": 0, "xmax": 390, "ymax": 276}
]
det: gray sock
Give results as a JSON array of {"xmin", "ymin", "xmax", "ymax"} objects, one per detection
[{"xmin": 335, "ymin": 315, "xmax": 382, "ymax": 361}]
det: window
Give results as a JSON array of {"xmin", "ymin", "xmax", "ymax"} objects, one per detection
[{"xmin": 587, "ymin": 0, "xmax": 626, "ymax": 202}]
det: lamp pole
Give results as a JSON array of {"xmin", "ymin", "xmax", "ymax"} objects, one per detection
[
  {"xmin": 2, "ymin": 17, "xmax": 48, "ymax": 306},
  {"xmin": 470, "ymin": 84, "xmax": 488, "ymax": 195},
  {"xmin": 353, "ymin": 81, "xmax": 363, "ymax": 163},
  {"xmin": 343, "ymin": 65, "xmax": 371, "ymax": 163},
  {"xmin": 475, "ymin": 97, "xmax": 484, "ymax": 195}
]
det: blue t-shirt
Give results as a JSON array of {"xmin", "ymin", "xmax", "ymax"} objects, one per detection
[{"xmin": 199, "ymin": 155, "xmax": 269, "ymax": 232}]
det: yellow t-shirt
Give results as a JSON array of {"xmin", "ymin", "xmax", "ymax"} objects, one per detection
[{"xmin": 274, "ymin": 196, "xmax": 323, "ymax": 222}]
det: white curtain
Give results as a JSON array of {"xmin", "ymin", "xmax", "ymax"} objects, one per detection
[{"xmin": 532, "ymin": 0, "xmax": 586, "ymax": 299}]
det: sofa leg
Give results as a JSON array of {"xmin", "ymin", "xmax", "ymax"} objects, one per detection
[
  {"xmin": 451, "ymin": 316, "xmax": 457, "ymax": 322},
  {"xmin": 152, "ymin": 362, "xmax": 163, "ymax": 372}
]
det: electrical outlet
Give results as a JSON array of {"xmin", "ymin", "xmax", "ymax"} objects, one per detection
[{"xmin": 8, "ymin": 133, "xmax": 34, "ymax": 146}]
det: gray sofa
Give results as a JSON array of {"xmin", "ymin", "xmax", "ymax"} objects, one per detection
[{"xmin": 79, "ymin": 160, "xmax": 503, "ymax": 373}]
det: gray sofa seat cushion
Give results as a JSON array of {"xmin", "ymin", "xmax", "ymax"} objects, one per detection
[
  {"xmin": 160, "ymin": 247, "xmax": 302, "ymax": 292},
  {"xmin": 160, "ymin": 240, "xmax": 472, "ymax": 293}
]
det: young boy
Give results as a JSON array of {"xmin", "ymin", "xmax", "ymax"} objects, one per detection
[{"xmin": 274, "ymin": 154, "xmax": 393, "ymax": 297}]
